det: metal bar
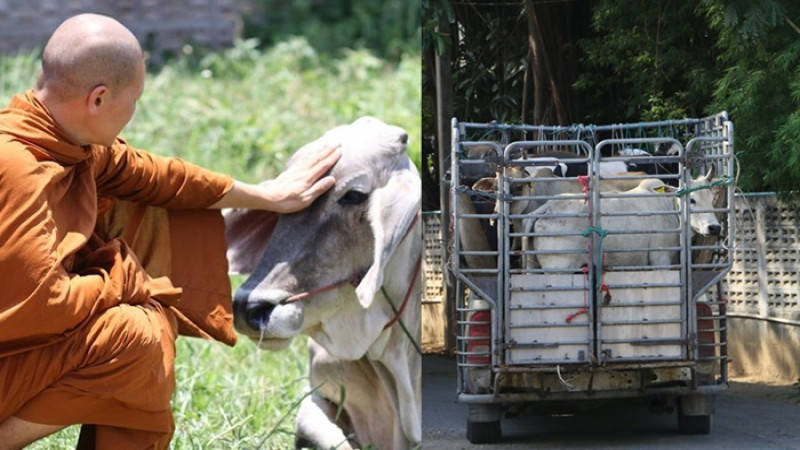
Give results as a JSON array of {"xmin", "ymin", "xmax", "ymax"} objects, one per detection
[{"xmin": 457, "ymin": 383, "xmax": 727, "ymax": 404}]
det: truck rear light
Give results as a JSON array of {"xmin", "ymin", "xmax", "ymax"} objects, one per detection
[
  {"xmin": 467, "ymin": 310, "xmax": 491, "ymax": 365},
  {"xmin": 696, "ymin": 303, "xmax": 715, "ymax": 358}
]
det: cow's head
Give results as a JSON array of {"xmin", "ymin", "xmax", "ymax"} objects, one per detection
[
  {"xmin": 632, "ymin": 167, "xmax": 723, "ymax": 237},
  {"xmin": 226, "ymin": 117, "xmax": 420, "ymax": 360},
  {"xmin": 472, "ymin": 165, "xmax": 537, "ymax": 220},
  {"xmin": 683, "ymin": 165, "xmax": 723, "ymax": 237}
]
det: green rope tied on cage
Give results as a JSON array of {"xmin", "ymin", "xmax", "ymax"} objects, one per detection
[
  {"xmin": 581, "ymin": 226, "xmax": 608, "ymax": 291},
  {"xmin": 675, "ymin": 175, "xmax": 733, "ymax": 197},
  {"xmin": 582, "ymin": 226, "xmax": 608, "ymax": 240}
]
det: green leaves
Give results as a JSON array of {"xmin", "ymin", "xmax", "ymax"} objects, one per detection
[
  {"xmin": 705, "ymin": 0, "xmax": 800, "ymax": 193},
  {"xmin": 578, "ymin": 0, "xmax": 800, "ymax": 194},
  {"xmin": 422, "ymin": 0, "xmax": 455, "ymax": 56},
  {"xmin": 578, "ymin": 0, "xmax": 717, "ymax": 123}
]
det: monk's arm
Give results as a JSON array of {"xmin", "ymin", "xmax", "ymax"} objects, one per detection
[
  {"xmin": 208, "ymin": 142, "xmax": 339, "ymax": 213},
  {"xmin": 93, "ymin": 138, "xmax": 234, "ymax": 209},
  {"xmin": 95, "ymin": 139, "xmax": 339, "ymax": 213}
]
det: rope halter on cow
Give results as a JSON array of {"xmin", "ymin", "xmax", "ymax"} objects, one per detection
[{"xmin": 278, "ymin": 212, "xmax": 423, "ymax": 353}]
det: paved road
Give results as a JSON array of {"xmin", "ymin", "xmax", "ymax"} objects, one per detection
[{"xmin": 422, "ymin": 354, "xmax": 800, "ymax": 449}]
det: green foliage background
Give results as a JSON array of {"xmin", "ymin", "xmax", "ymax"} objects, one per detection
[
  {"xmin": 425, "ymin": 0, "xmax": 800, "ymax": 195},
  {"xmin": 243, "ymin": 0, "xmax": 419, "ymax": 62},
  {"xmin": 579, "ymin": 0, "xmax": 800, "ymax": 194}
]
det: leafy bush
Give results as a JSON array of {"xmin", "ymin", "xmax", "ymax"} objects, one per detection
[{"xmin": 243, "ymin": 0, "xmax": 420, "ymax": 62}]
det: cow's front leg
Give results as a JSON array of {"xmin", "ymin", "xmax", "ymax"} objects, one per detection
[{"xmin": 295, "ymin": 393, "xmax": 356, "ymax": 450}]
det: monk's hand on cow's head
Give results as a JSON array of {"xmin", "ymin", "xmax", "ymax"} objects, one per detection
[
  {"xmin": 209, "ymin": 143, "xmax": 340, "ymax": 212},
  {"xmin": 264, "ymin": 142, "xmax": 341, "ymax": 213},
  {"xmin": 291, "ymin": 140, "xmax": 341, "ymax": 180}
]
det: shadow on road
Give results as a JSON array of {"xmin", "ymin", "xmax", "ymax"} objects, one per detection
[{"xmin": 422, "ymin": 353, "xmax": 800, "ymax": 449}]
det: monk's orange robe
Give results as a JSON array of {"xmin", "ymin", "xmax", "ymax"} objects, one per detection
[{"xmin": 0, "ymin": 90, "xmax": 238, "ymax": 449}]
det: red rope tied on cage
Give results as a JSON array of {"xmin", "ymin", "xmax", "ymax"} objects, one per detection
[
  {"xmin": 566, "ymin": 265, "xmax": 610, "ymax": 324},
  {"xmin": 600, "ymin": 282, "xmax": 612, "ymax": 305},
  {"xmin": 577, "ymin": 175, "xmax": 590, "ymax": 202},
  {"xmin": 567, "ymin": 175, "xmax": 593, "ymax": 323},
  {"xmin": 566, "ymin": 265, "xmax": 591, "ymax": 323},
  {"xmin": 565, "ymin": 174, "xmax": 612, "ymax": 324},
  {"xmin": 565, "ymin": 308, "xmax": 587, "ymax": 324}
]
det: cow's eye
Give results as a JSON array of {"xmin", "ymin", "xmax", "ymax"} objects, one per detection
[{"xmin": 338, "ymin": 190, "xmax": 369, "ymax": 205}]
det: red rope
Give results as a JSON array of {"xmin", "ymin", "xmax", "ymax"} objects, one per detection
[
  {"xmin": 383, "ymin": 253, "xmax": 423, "ymax": 329},
  {"xmin": 577, "ymin": 175, "xmax": 590, "ymax": 202},
  {"xmin": 281, "ymin": 274, "xmax": 360, "ymax": 304},
  {"xmin": 566, "ymin": 264, "xmax": 590, "ymax": 323},
  {"xmin": 565, "ymin": 174, "xmax": 611, "ymax": 323},
  {"xmin": 567, "ymin": 176, "xmax": 593, "ymax": 323}
]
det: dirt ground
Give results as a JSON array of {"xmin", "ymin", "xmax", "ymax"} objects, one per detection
[{"xmin": 727, "ymin": 374, "xmax": 800, "ymax": 406}]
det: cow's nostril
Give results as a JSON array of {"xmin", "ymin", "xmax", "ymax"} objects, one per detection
[
  {"xmin": 399, "ymin": 133, "xmax": 408, "ymax": 145},
  {"xmin": 233, "ymin": 288, "xmax": 277, "ymax": 332},
  {"xmin": 708, "ymin": 224, "xmax": 721, "ymax": 236},
  {"xmin": 245, "ymin": 302, "xmax": 275, "ymax": 330}
]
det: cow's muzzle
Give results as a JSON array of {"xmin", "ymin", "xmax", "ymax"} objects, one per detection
[{"xmin": 233, "ymin": 288, "xmax": 276, "ymax": 332}]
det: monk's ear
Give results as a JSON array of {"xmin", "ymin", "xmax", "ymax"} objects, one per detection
[{"xmin": 86, "ymin": 85, "xmax": 108, "ymax": 114}]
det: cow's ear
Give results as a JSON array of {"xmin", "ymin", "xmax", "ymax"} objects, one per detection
[
  {"xmin": 355, "ymin": 160, "xmax": 421, "ymax": 308},
  {"xmin": 704, "ymin": 164, "xmax": 715, "ymax": 181},
  {"xmin": 472, "ymin": 177, "xmax": 496, "ymax": 192},
  {"xmin": 224, "ymin": 208, "xmax": 279, "ymax": 274}
]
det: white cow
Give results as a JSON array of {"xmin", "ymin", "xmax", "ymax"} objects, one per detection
[
  {"xmin": 528, "ymin": 167, "xmax": 721, "ymax": 270},
  {"xmin": 225, "ymin": 117, "xmax": 421, "ymax": 449},
  {"xmin": 472, "ymin": 162, "xmax": 642, "ymax": 214},
  {"xmin": 471, "ymin": 162, "xmax": 644, "ymax": 255}
]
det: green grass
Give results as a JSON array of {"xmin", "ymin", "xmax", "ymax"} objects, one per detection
[
  {"xmin": 3, "ymin": 38, "xmax": 420, "ymax": 449},
  {"xmin": 131, "ymin": 37, "xmax": 421, "ymax": 182},
  {"xmin": 28, "ymin": 338, "xmax": 311, "ymax": 449},
  {"xmin": 171, "ymin": 337, "xmax": 311, "ymax": 449}
]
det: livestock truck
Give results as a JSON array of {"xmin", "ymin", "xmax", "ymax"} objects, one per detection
[{"xmin": 449, "ymin": 113, "xmax": 734, "ymax": 443}]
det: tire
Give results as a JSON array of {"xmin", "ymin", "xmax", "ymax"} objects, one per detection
[
  {"xmin": 466, "ymin": 418, "xmax": 502, "ymax": 444},
  {"xmin": 677, "ymin": 411, "xmax": 713, "ymax": 434}
]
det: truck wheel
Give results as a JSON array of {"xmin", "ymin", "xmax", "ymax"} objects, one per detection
[
  {"xmin": 677, "ymin": 411, "xmax": 712, "ymax": 434},
  {"xmin": 677, "ymin": 393, "xmax": 714, "ymax": 434},
  {"xmin": 466, "ymin": 418, "xmax": 501, "ymax": 444}
]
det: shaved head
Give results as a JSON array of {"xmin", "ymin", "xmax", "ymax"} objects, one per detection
[{"xmin": 38, "ymin": 14, "xmax": 143, "ymax": 100}]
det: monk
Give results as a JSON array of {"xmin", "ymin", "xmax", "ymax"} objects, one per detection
[{"xmin": 0, "ymin": 13, "xmax": 340, "ymax": 450}]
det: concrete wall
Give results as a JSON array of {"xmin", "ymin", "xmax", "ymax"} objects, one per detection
[
  {"xmin": 727, "ymin": 317, "xmax": 800, "ymax": 382},
  {"xmin": 422, "ymin": 212, "xmax": 446, "ymax": 353},
  {"xmin": 722, "ymin": 194, "xmax": 800, "ymax": 382},
  {"xmin": 0, "ymin": 0, "xmax": 240, "ymax": 57}
]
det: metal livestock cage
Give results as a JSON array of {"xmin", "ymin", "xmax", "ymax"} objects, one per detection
[{"xmin": 450, "ymin": 112, "xmax": 735, "ymax": 443}]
